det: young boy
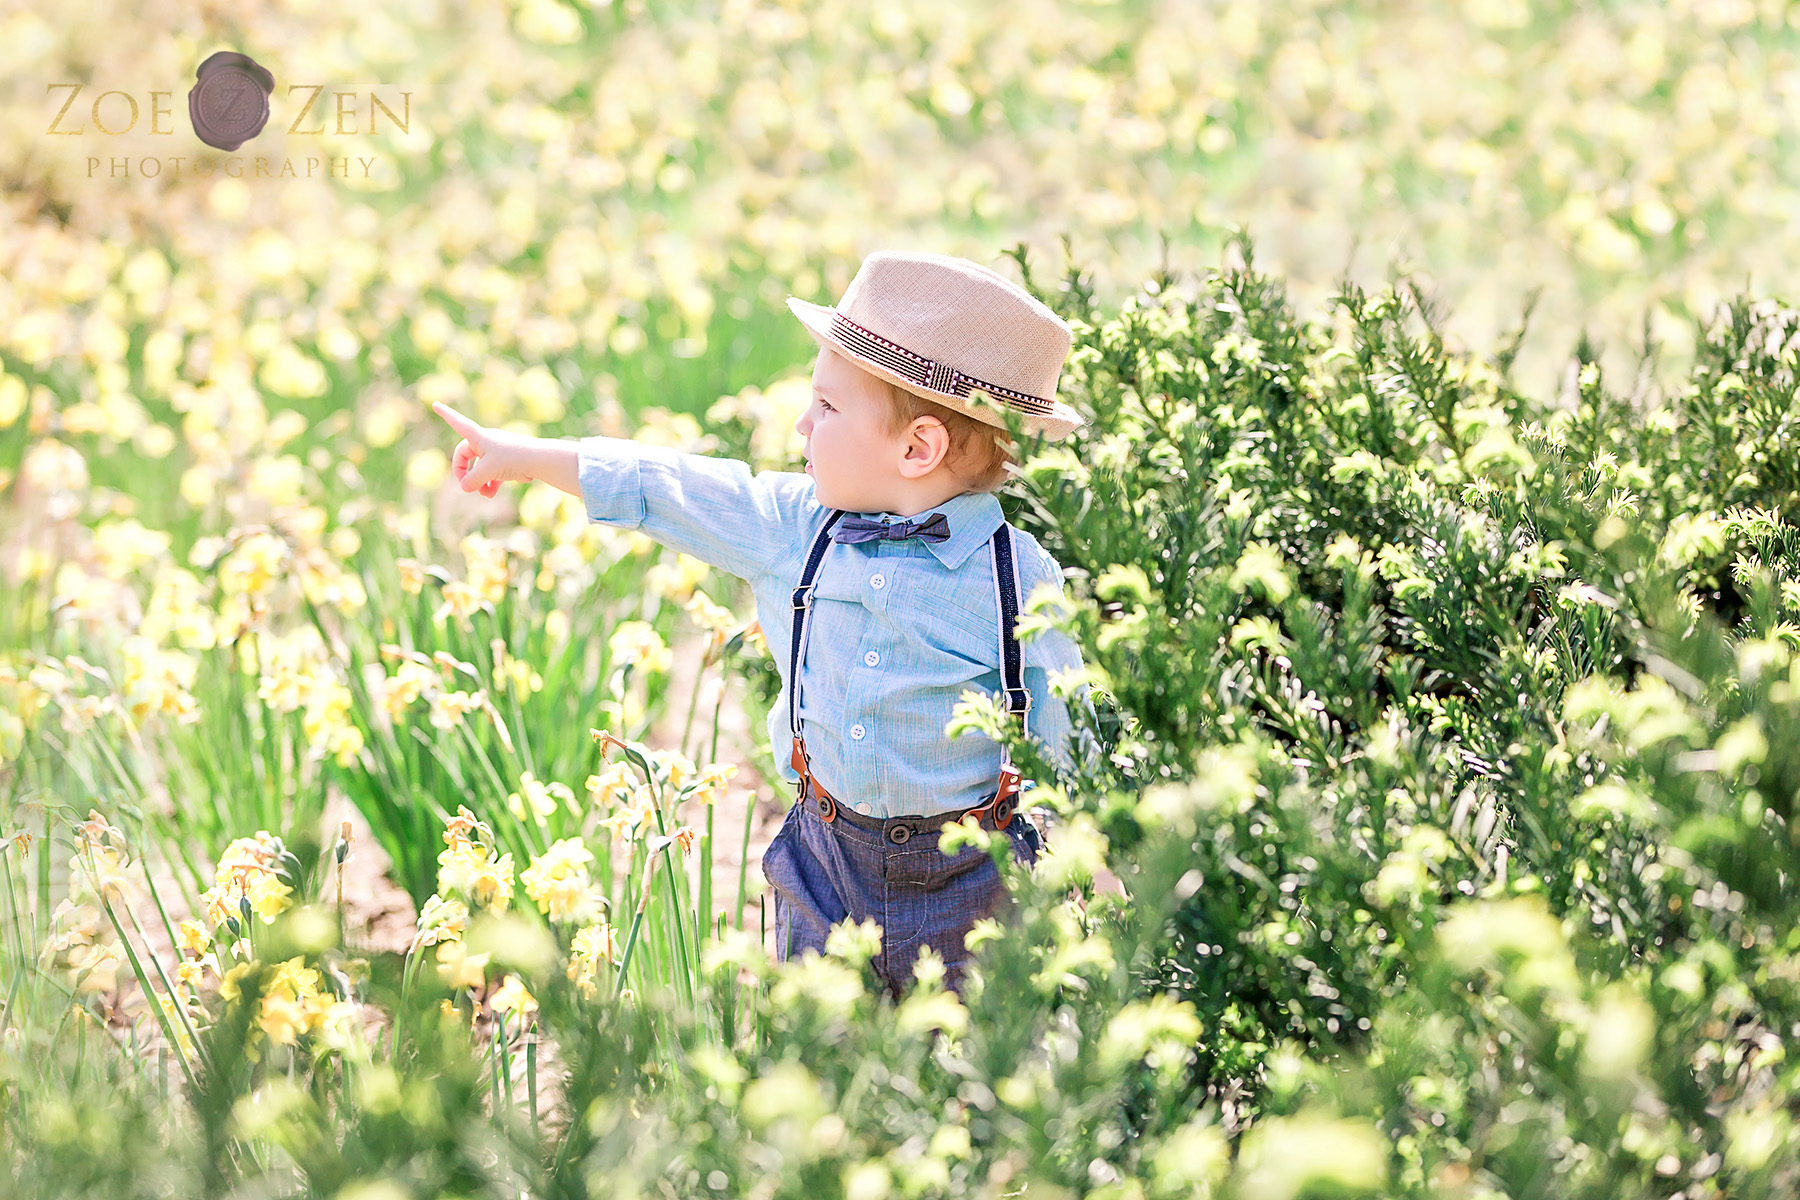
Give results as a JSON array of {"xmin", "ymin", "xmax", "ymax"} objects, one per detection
[{"xmin": 433, "ymin": 250, "xmax": 1094, "ymax": 1000}]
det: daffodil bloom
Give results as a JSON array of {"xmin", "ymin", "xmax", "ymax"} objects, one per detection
[
  {"xmin": 437, "ymin": 841, "xmax": 514, "ymax": 910},
  {"xmin": 490, "ymin": 638, "xmax": 544, "ymax": 700},
  {"xmin": 268, "ymin": 956, "xmax": 321, "ymax": 1003},
  {"xmin": 313, "ymin": 999, "xmax": 365, "ymax": 1055},
  {"xmin": 414, "ymin": 893, "xmax": 470, "ymax": 948},
  {"xmin": 572, "ymin": 928, "xmax": 622, "ymax": 971},
  {"xmin": 120, "ymin": 637, "xmax": 200, "ymax": 725},
  {"xmin": 215, "ymin": 832, "xmax": 283, "ymax": 876},
  {"xmin": 520, "ymin": 838, "xmax": 599, "ymax": 923},
  {"xmin": 428, "ymin": 689, "xmax": 486, "ymax": 730},
  {"xmin": 459, "ymin": 533, "xmax": 512, "ymax": 605},
  {"xmin": 672, "ymin": 824, "xmax": 699, "ymax": 856},
  {"xmin": 598, "ymin": 791, "xmax": 657, "ymax": 843},
  {"xmin": 507, "ymin": 771, "xmax": 574, "ymax": 824},
  {"xmin": 384, "ymin": 660, "xmax": 438, "ymax": 722},
  {"xmin": 245, "ymin": 871, "xmax": 294, "ymax": 923},
  {"xmin": 176, "ymin": 957, "xmax": 212, "ymax": 990},
  {"xmin": 646, "ymin": 748, "xmax": 697, "ymax": 790},
  {"xmin": 177, "ymin": 919, "xmax": 211, "ymax": 956},
  {"xmin": 219, "ymin": 961, "xmax": 255, "ymax": 1003},
  {"xmin": 218, "ymin": 532, "xmax": 289, "ymax": 597},
  {"xmin": 586, "ymin": 761, "xmax": 636, "ymax": 807},
  {"xmin": 681, "ymin": 590, "xmax": 738, "ymax": 646},
  {"xmin": 433, "ymin": 579, "xmax": 485, "ymax": 624},
  {"xmin": 71, "ymin": 844, "xmax": 129, "ymax": 903},
  {"xmin": 442, "ymin": 806, "xmax": 484, "ymax": 847},
  {"xmin": 690, "ymin": 763, "xmax": 738, "ymax": 806},
  {"xmin": 259, "ymin": 993, "xmax": 308, "ymax": 1046},
  {"xmin": 489, "ymin": 973, "xmax": 538, "ymax": 1018},
  {"xmin": 75, "ymin": 809, "xmax": 122, "ymax": 849},
  {"xmin": 435, "ymin": 940, "xmax": 490, "ymax": 990},
  {"xmin": 396, "ymin": 558, "xmax": 428, "ymax": 595},
  {"xmin": 608, "ymin": 621, "xmax": 672, "ymax": 674}
]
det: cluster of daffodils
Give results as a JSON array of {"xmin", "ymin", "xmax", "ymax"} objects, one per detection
[
  {"xmin": 38, "ymin": 814, "xmax": 130, "ymax": 998},
  {"xmin": 586, "ymin": 732, "xmax": 729, "ymax": 851},
  {"xmin": 437, "ymin": 806, "xmax": 517, "ymax": 911},
  {"xmin": 377, "ymin": 643, "xmax": 515, "ymax": 748},
  {"xmin": 396, "ymin": 530, "xmax": 531, "ymax": 627},
  {"xmin": 219, "ymin": 953, "xmax": 364, "ymax": 1056},
  {"xmin": 199, "ymin": 830, "xmax": 296, "ymax": 942},
  {"xmin": 519, "ymin": 837, "xmax": 604, "ymax": 925},
  {"xmin": 411, "ymin": 807, "xmax": 622, "ymax": 1012},
  {"xmin": 3, "ymin": 655, "xmax": 120, "ymax": 739},
  {"xmin": 254, "ymin": 626, "xmax": 365, "ymax": 768}
]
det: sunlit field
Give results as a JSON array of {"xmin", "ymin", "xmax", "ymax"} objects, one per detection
[{"xmin": 4, "ymin": 0, "xmax": 1800, "ymax": 1196}]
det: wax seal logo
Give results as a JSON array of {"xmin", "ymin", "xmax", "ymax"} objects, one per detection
[{"xmin": 187, "ymin": 51, "xmax": 274, "ymax": 151}]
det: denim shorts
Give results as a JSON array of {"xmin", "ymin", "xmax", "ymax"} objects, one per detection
[{"xmin": 760, "ymin": 788, "xmax": 1043, "ymax": 1000}]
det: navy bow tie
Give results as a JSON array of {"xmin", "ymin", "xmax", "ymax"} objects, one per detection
[{"xmin": 831, "ymin": 511, "xmax": 952, "ymax": 545}]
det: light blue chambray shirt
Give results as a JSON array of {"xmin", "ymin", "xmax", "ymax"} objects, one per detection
[{"xmin": 576, "ymin": 436, "xmax": 1094, "ymax": 818}]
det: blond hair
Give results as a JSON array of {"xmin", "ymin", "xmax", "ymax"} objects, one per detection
[{"xmin": 871, "ymin": 378, "xmax": 1016, "ymax": 494}]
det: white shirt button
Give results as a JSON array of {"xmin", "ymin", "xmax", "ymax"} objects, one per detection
[
  {"xmin": 863, "ymin": 650, "xmax": 879, "ymax": 667},
  {"xmin": 870, "ymin": 572, "xmax": 885, "ymax": 590},
  {"xmin": 850, "ymin": 723, "xmax": 867, "ymax": 740}
]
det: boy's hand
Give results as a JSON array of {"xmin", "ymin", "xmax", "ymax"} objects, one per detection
[{"xmin": 433, "ymin": 402, "xmax": 538, "ymax": 498}]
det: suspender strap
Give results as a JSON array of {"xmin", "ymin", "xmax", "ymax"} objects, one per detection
[
  {"xmin": 788, "ymin": 510, "xmax": 845, "ymax": 741},
  {"xmin": 790, "ymin": 510, "xmax": 846, "ymax": 819},
  {"xmin": 990, "ymin": 523, "xmax": 1032, "ymax": 752}
]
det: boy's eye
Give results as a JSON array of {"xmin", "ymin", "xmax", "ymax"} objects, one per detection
[{"xmin": 817, "ymin": 398, "xmax": 834, "ymax": 412}]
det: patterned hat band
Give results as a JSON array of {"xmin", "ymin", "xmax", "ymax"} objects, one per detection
[{"xmin": 828, "ymin": 311, "xmax": 1054, "ymax": 416}]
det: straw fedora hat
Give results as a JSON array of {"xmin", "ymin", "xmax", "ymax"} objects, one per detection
[{"xmin": 785, "ymin": 250, "xmax": 1085, "ymax": 442}]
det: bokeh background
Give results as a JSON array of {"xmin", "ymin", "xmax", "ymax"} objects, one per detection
[{"xmin": 7, "ymin": 0, "xmax": 1800, "ymax": 511}]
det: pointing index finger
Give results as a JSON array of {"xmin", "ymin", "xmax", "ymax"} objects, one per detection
[{"xmin": 432, "ymin": 401, "xmax": 479, "ymax": 440}]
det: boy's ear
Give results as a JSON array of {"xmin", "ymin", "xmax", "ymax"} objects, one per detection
[{"xmin": 898, "ymin": 414, "xmax": 950, "ymax": 478}]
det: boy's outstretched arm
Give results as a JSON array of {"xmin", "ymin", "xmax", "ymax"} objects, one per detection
[{"xmin": 432, "ymin": 401, "xmax": 817, "ymax": 584}]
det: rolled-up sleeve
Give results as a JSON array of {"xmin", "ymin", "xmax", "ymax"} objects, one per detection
[{"xmin": 577, "ymin": 436, "xmax": 819, "ymax": 582}]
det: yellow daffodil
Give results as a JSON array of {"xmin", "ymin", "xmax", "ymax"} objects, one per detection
[
  {"xmin": 428, "ymin": 689, "xmax": 486, "ymax": 730},
  {"xmin": 608, "ymin": 621, "xmax": 672, "ymax": 674},
  {"xmin": 489, "ymin": 974, "xmax": 538, "ymax": 1019},
  {"xmin": 520, "ymin": 837, "xmax": 599, "ymax": 923},
  {"xmin": 506, "ymin": 771, "xmax": 575, "ymax": 825},
  {"xmin": 414, "ymin": 893, "xmax": 470, "ymax": 948},
  {"xmin": 433, "ymin": 579, "xmax": 486, "ymax": 624},
  {"xmin": 177, "ymin": 919, "xmax": 211, "ymax": 957},
  {"xmin": 259, "ymin": 993, "xmax": 308, "ymax": 1046},
  {"xmin": 245, "ymin": 872, "xmax": 294, "ymax": 924},
  {"xmin": 690, "ymin": 763, "xmax": 738, "ymax": 806},
  {"xmin": 586, "ymin": 761, "xmax": 636, "ymax": 807},
  {"xmin": 437, "ymin": 840, "xmax": 515, "ymax": 910},
  {"xmin": 435, "ymin": 940, "xmax": 490, "ymax": 990}
]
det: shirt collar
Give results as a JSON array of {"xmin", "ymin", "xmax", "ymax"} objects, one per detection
[{"xmin": 851, "ymin": 490, "xmax": 1003, "ymax": 571}]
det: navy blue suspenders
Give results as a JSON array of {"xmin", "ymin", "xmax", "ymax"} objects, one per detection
[{"xmin": 787, "ymin": 510, "xmax": 1032, "ymax": 829}]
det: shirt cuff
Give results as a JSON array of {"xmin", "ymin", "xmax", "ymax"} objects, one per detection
[{"xmin": 577, "ymin": 436, "xmax": 647, "ymax": 527}]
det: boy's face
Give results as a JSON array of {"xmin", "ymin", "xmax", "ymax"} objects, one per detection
[{"xmin": 795, "ymin": 348, "xmax": 914, "ymax": 512}]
